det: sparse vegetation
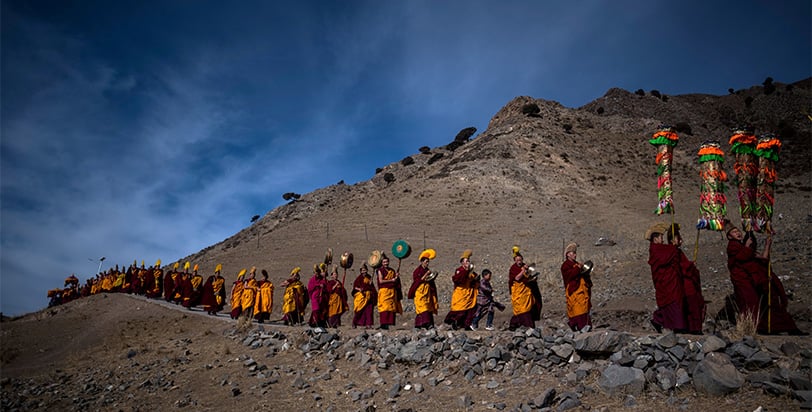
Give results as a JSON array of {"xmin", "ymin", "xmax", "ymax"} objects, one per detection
[
  {"xmin": 635, "ymin": 89, "xmax": 645, "ymax": 96},
  {"xmin": 597, "ymin": 107, "xmax": 604, "ymax": 114},
  {"xmin": 445, "ymin": 141, "xmax": 463, "ymax": 151},
  {"xmin": 674, "ymin": 122, "xmax": 693, "ymax": 136},
  {"xmin": 427, "ymin": 153, "xmax": 444, "ymax": 165},
  {"xmin": 745, "ymin": 96, "xmax": 754, "ymax": 108},
  {"xmin": 282, "ymin": 192, "xmax": 301, "ymax": 202},
  {"xmin": 763, "ymin": 77, "xmax": 775, "ymax": 95},
  {"xmin": 419, "ymin": 146, "xmax": 431, "ymax": 154},
  {"xmin": 521, "ymin": 103, "xmax": 541, "ymax": 116},
  {"xmin": 375, "ymin": 167, "xmax": 383, "ymax": 174},
  {"xmin": 563, "ymin": 124, "xmax": 573, "ymax": 133},
  {"xmin": 383, "ymin": 173, "xmax": 395, "ymax": 184},
  {"xmin": 650, "ymin": 89, "xmax": 661, "ymax": 99},
  {"xmin": 401, "ymin": 156, "xmax": 414, "ymax": 166},
  {"xmin": 454, "ymin": 127, "xmax": 477, "ymax": 142}
]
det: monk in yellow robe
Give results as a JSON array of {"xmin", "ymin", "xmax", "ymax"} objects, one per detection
[
  {"xmin": 444, "ymin": 249, "xmax": 479, "ymax": 330},
  {"xmin": 509, "ymin": 251, "xmax": 540, "ymax": 330},
  {"xmin": 253, "ymin": 269, "xmax": 274, "ymax": 323},
  {"xmin": 561, "ymin": 242, "xmax": 592, "ymax": 331},
  {"xmin": 376, "ymin": 255, "xmax": 402, "ymax": 330},
  {"xmin": 282, "ymin": 268, "xmax": 307, "ymax": 325},
  {"xmin": 326, "ymin": 267, "xmax": 349, "ymax": 327},
  {"xmin": 352, "ymin": 264, "xmax": 376, "ymax": 328},
  {"xmin": 230, "ymin": 270, "xmax": 246, "ymax": 319},
  {"xmin": 240, "ymin": 268, "xmax": 258, "ymax": 320},
  {"xmin": 407, "ymin": 249, "xmax": 438, "ymax": 329}
]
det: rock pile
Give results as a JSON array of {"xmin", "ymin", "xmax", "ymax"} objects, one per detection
[{"xmin": 231, "ymin": 325, "xmax": 812, "ymax": 410}]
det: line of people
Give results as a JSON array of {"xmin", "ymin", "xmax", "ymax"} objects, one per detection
[{"xmin": 47, "ymin": 231, "xmax": 804, "ymax": 336}]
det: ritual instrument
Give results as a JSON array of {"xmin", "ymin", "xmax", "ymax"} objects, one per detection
[
  {"xmin": 753, "ymin": 133, "xmax": 781, "ymax": 234},
  {"xmin": 580, "ymin": 260, "xmax": 594, "ymax": 275},
  {"xmin": 525, "ymin": 263, "xmax": 540, "ymax": 281},
  {"xmin": 423, "ymin": 271, "xmax": 438, "ymax": 282},
  {"xmin": 696, "ymin": 141, "xmax": 728, "ymax": 231},
  {"xmin": 649, "ymin": 125, "xmax": 679, "ymax": 215},
  {"xmin": 368, "ymin": 250, "xmax": 383, "ymax": 268},
  {"xmin": 340, "ymin": 252, "xmax": 353, "ymax": 285},
  {"xmin": 729, "ymin": 126, "xmax": 758, "ymax": 232},
  {"xmin": 324, "ymin": 248, "xmax": 333, "ymax": 265},
  {"xmin": 392, "ymin": 239, "xmax": 411, "ymax": 272}
]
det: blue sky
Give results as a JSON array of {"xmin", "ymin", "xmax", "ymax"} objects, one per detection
[{"xmin": 1, "ymin": 1, "xmax": 809, "ymax": 316}]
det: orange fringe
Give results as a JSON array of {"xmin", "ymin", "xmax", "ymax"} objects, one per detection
[
  {"xmin": 729, "ymin": 133, "xmax": 756, "ymax": 145},
  {"xmin": 756, "ymin": 138, "xmax": 782, "ymax": 151},
  {"xmin": 653, "ymin": 131, "xmax": 679, "ymax": 141},
  {"xmin": 698, "ymin": 147, "xmax": 725, "ymax": 156}
]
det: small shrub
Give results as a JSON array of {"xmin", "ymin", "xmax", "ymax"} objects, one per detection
[
  {"xmin": 744, "ymin": 96, "xmax": 754, "ymax": 108},
  {"xmin": 763, "ymin": 77, "xmax": 775, "ymax": 95},
  {"xmin": 418, "ymin": 146, "xmax": 431, "ymax": 154},
  {"xmin": 674, "ymin": 122, "xmax": 693, "ymax": 136},
  {"xmin": 375, "ymin": 167, "xmax": 383, "ymax": 174},
  {"xmin": 282, "ymin": 192, "xmax": 301, "ymax": 202},
  {"xmin": 563, "ymin": 124, "xmax": 573, "ymax": 133},
  {"xmin": 635, "ymin": 89, "xmax": 645, "ymax": 96},
  {"xmin": 521, "ymin": 103, "xmax": 540, "ymax": 116},
  {"xmin": 661, "ymin": 95, "xmax": 669, "ymax": 102},
  {"xmin": 445, "ymin": 141, "xmax": 463, "ymax": 151},
  {"xmin": 454, "ymin": 127, "xmax": 477, "ymax": 142},
  {"xmin": 650, "ymin": 89, "xmax": 661, "ymax": 98},
  {"xmin": 383, "ymin": 173, "xmax": 395, "ymax": 184},
  {"xmin": 728, "ymin": 88, "xmax": 735, "ymax": 94},
  {"xmin": 785, "ymin": 84, "xmax": 794, "ymax": 92},
  {"xmin": 427, "ymin": 153, "xmax": 444, "ymax": 165},
  {"xmin": 734, "ymin": 310, "xmax": 758, "ymax": 339},
  {"xmin": 596, "ymin": 107, "xmax": 604, "ymax": 114},
  {"xmin": 401, "ymin": 156, "xmax": 414, "ymax": 166}
]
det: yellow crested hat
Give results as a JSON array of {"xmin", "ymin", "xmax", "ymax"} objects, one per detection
[
  {"xmin": 193, "ymin": 264, "xmax": 199, "ymax": 272},
  {"xmin": 418, "ymin": 249, "xmax": 436, "ymax": 261},
  {"xmin": 214, "ymin": 264, "xmax": 222, "ymax": 273},
  {"xmin": 512, "ymin": 245, "xmax": 521, "ymax": 257},
  {"xmin": 291, "ymin": 266, "xmax": 301, "ymax": 276},
  {"xmin": 155, "ymin": 259, "xmax": 161, "ymax": 267},
  {"xmin": 173, "ymin": 262, "xmax": 180, "ymax": 270},
  {"xmin": 238, "ymin": 268, "xmax": 247, "ymax": 278},
  {"xmin": 460, "ymin": 249, "xmax": 473, "ymax": 259},
  {"xmin": 184, "ymin": 261, "xmax": 190, "ymax": 271}
]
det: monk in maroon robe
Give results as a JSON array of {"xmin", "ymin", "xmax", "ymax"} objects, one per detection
[
  {"xmin": 727, "ymin": 227, "xmax": 804, "ymax": 335},
  {"xmin": 646, "ymin": 222, "xmax": 688, "ymax": 332}
]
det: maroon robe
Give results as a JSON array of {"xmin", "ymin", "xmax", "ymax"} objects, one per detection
[
  {"xmin": 648, "ymin": 243, "xmax": 687, "ymax": 332},
  {"xmin": 352, "ymin": 274, "xmax": 376, "ymax": 328}
]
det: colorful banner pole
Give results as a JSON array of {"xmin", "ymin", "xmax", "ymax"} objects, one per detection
[
  {"xmin": 696, "ymin": 140, "xmax": 728, "ymax": 231},
  {"xmin": 649, "ymin": 125, "xmax": 679, "ymax": 215},
  {"xmin": 753, "ymin": 133, "xmax": 781, "ymax": 234},
  {"xmin": 728, "ymin": 126, "xmax": 758, "ymax": 232}
]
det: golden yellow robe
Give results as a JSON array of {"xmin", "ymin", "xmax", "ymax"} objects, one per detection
[
  {"xmin": 414, "ymin": 283, "xmax": 438, "ymax": 315},
  {"xmin": 213, "ymin": 277, "xmax": 225, "ymax": 306},
  {"xmin": 101, "ymin": 275, "xmax": 114, "ymax": 291},
  {"xmin": 282, "ymin": 281, "xmax": 305, "ymax": 315},
  {"xmin": 377, "ymin": 269, "xmax": 402, "ymax": 314},
  {"xmin": 450, "ymin": 272, "xmax": 478, "ymax": 311},
  {"xmin": 353, "ymin": 275, "xmax": 374, "ymax": 313},
  {"xmin": 230, "ymin": 281, "xmax": 244, "ymax": 311},
  {"xmin": 241, "ymin": 278, "xmax": 257, "ymax": 310},
  {"xmin": 254, "ymin": 281, "xmax": 274, "ymax": 316},
  {"xmin": 511, "ymin": 281, "xmax": 534, "ymax": 315}
]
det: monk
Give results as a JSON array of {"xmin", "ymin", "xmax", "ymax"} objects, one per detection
[
  {"xmin": 727, "ymin": 226, "xmax": 804, "ymax": 335},
  {"xmin": 163, "ymin": 264, "xmax": 177, "ymax": 302},
  {"xmin": 326, "ymin": 267, "xmax": 349, "ymax": 328},
  {"xmin": 646, "ymin": 222, "xmax": 705, "ymax": 333},
  {"xmin": 376, "ymin": 255, "xmax": 403, "ymax": 330},
  {"xmin": 561, "ymin": 242, "xmax": 592, "ymax": 331},
  {"xmin": 281, "ymin": 267, "xmax": 307, "ymax": 325},
  {"xmin": 201, "ymin": 264, "xmax": 226, "ymax": 315},
  {"xmin": 230, "ymin": 269, "xmax": 246, "ymax": 319},
  {"xmin": 253, "ymin": 269, "xmax": 274, "ymax": 323},
  {"xmin": 509, "ymin": 250, "xmax": 540, "ymax": 330},
  {"xmin": 444, "ymin": 249, "xmax": 479, "ymax": 330},
  {"xmin": 351, "ymin": 263, "xmax": 376, "ymax": 328},
  {"xmin": 308, "ymin": 263, "xmax": 329, "ymax": 328},
  {"xmin": 240, "ymin": 268, "xmax": 258, "ymax": 321},
  {"xmin": 407, "ymin": 249, "xmax": 439, "ymax": 330}
]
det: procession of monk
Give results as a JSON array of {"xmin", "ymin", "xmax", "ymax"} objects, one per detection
[{"xmin": 46, "ymin": 233, "xmax": 805, "ymax": 336}]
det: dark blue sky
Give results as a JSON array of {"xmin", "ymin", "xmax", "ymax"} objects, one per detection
[{"xmin": 2, "ymin": 0, "xmax": 809, "ymax": 315}]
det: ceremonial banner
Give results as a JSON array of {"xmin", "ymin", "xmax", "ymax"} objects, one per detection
[
  {"xmin": 728, "ymin": 127, "xmax": 758, "ymax": 231},
  {"xmin": 696, "ymin": 141, "xmax": 728, "ymax": 231},
  {"xmin": 753, "ymin": 133, "xmax": 781, "ymax": 233},
  {"xmin": 649, "ymin": 125, "xmax": 679, "ymax": 215}
]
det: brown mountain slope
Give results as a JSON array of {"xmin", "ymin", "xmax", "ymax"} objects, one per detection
[{"xmin": 183, "ymin": 78, "xmax": 811, "ymax": 325}]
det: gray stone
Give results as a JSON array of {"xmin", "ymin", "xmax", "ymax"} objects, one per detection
[
  {"xmin": 656, "ymin": 332, "xmax": 678, "ymax": 348},
  {"xmin": 745, "ymin": 351, "xmax": 773, "ymax": 370},
  {"xmin": 574, "ymin": 330, "xmax": 629, "ymax": 355},
  {"xmin": 598, "ymin": 365, "xmax": 645, "ymax": 395},
  {"xmin": 551, "ymin": 343, "xmax": 574, "ymax": 359},
  {"xmin": 413, "ymin": 383, "xmax": 424, "ymax": 393},
  {"xmin": 692, "ymin": 352, "xmax": 744, "ymax": 396},
  {"xmin": 486, "ymin": 379, "xmax": 500, "ymax": 389},
  {"xmin": 534, "ymin": 388, "xmax": 555, "ymax": 408},
  {"xmin": 701, "ymin": 335, "xmax": 727, "ymax": 353},
  {"xmin": 388, "ymin": 381, "xmax": 400, "ymax": 398},
  {"xmin": 458, "ymin": 394, "xmax": 473, "ymax": 408}
]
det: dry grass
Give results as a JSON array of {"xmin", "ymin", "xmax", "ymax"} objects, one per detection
[{"xmin": 733, "ymin": 309, "xmax": 759, "ymax": 339}]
